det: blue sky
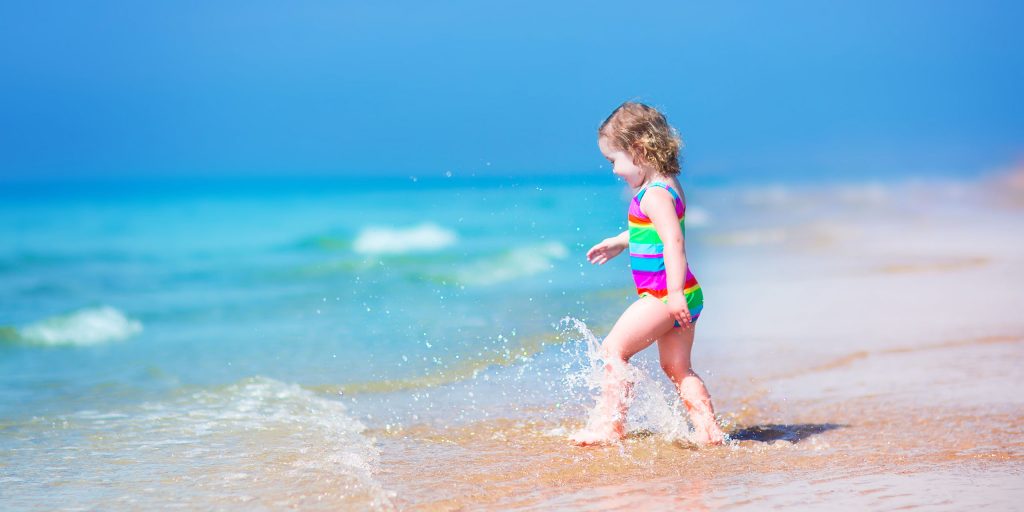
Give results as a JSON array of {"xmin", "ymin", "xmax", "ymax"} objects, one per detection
[{"xmin": 1, "ymin": 1, "xmax": 1021, "ymax": 182}]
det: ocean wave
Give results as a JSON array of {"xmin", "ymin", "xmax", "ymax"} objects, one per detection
[
  {"xmin": 723, "ymin": 182, "xmax": 895, "ymax": 210},
  {"xmin": 353, "ymin": 223, "xmax": 457, "ymax": 255},
  {"xmin": 707, "ymin": 228, "xmax": 789, "ymax": 247},
  {"xmin": 293, "ymin": 234, "xmax": 351, "ymax": 251},
  {"xmin": 834, "ymin": 183, "xmax": 890, "ymax": 205},
  {"xmin": 10, "ymin": 306, "xmax": 143, "ymax": 346},
  {"xmin": 706, "ymin": 222, "xmax": 845, "ymax": 248},
  {"xmin": 455, "ymin": 241, "xmax": 568, "ymax": 286},
  {"xmin": 737, "ymin": 185, "xmax": 793, "ymax": 207},
  {"xmin": 3, "ymin": 377, "xmax": 393, "ymax": 510},
  {"xmin": 685, "ymin": 205, "xmax": 711, "ymax": 227}
]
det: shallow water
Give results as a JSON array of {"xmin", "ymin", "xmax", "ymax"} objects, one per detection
[{"xmin": 2, "ymin": 174, "xmax": 1023, "ymax": 510}]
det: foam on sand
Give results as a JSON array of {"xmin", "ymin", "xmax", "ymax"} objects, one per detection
[{"xmin": 2, "ymin": 377, "xmax": 393, "ymax": 510}]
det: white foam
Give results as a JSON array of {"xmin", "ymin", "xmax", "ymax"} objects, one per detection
[
  {"xmin": 5, "ymin": 377, "xmax": 393, "ymax": 510},
  {"xmin": 353, "ymin": 223, "xmax": 457, "ymax": 255},
  {"xmin": 456, "ymin": 242, "xmax": 568, "ymax": 286},
  {"xmin": 18, "ymin": 306, "xmax": 142, "ymax": 346},
  {"xmin": 740, "ymin": 185, "xmax": 792, "ymax": 207},
  {"xmin": 708, "ymin": 228, "xmax": 788, "ymax": 247},
  {"xmin": 685, "ymin": 205, "xmax": 711, "ymax": 227},
  {"xmin": 835, "ymin": 183, "xmax": 890, "ymax": 205}
]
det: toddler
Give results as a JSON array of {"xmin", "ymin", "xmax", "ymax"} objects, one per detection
[{"xmin": 571, "ymin": 102, "xmax": 725, "ymax": 446}]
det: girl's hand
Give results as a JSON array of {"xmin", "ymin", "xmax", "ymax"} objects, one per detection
[
  {"xmin": 666, "ymin": 290, "xmax": 692, "ymax": 328},
  {"xmin": 587, "ymin": 236, "xmax": 626, "ymax": 265}
]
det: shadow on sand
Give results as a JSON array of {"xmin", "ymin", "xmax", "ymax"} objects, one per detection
[{"xmin": 728, "ymin": 423, "xmax": 845, "ymax": 443}]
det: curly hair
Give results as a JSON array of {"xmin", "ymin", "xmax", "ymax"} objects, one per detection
[{"xmin": 598, "ymin": 102, "xmax": 683, "ymax": 176}]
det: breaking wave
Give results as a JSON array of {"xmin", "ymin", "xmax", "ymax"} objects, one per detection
[
  {"xmin": 2, "ymin": 377, "xmax": 393, "ymax": 510},
  {"xmin": 353, "ymin": 223, "xmax": 457, "ymax": 255},
  {"xmin": 455, "ymin": 242, "xmax": 568, "ymax": 286},
  {"xmin": 10, "ymin": 306, "xmax": 143, "ymax": 346}
]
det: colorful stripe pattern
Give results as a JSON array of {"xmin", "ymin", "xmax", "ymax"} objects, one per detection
[{"xmin": 628, "ymin": 181, "xmax": 704, "ymax": 323}]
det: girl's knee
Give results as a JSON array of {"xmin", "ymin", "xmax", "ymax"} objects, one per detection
[
  {"xmin": 601, "ymin": 347, "xmax": 630, "ymax": 366},
  {"xmin": 660, "ymin": 362, "xmax": 691, "ymax": 382}
]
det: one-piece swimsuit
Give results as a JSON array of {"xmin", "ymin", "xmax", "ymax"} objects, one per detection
[{"xmin": 628, "ymin": 181, "xmax": 704, "ymax": 325}]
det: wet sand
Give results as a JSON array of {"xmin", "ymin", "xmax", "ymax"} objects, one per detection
[
  {"xmin": 367, "ymin": 178, "xmax": 1024, "ymax": 510},
  {"xmin": 371, "ymin": 337, "xmax": 1022, "ymax": 510},
  {"xmin": 5, "ymin": 178, "xmax": 1021, "ymax": 511}
]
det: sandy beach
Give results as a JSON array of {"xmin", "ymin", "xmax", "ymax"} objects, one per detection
[
  {"xmin": 2, "ymin": 175, "xmax": 1022, "ymax": 511},
  {"xmin": 3, "ymin": 2, "xmax": 1021, "ymax": 509},
  {"xmin": 362, "ymin": 176, "xmax": 1024, "ymax": 510}
]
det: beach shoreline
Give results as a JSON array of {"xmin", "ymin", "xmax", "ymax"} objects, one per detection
[
  {"xmin": 364, "ymin": 175, "xmax": 1024, "ymax": 510},
  {"xmin": 2, "ymin": 175, "xmax": 1022, "ymax": 510}
]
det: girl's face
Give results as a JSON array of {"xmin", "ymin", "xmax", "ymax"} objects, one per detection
[{"xmin": 599, "ymin": 136, "xmax": 647, "ymax": 188}]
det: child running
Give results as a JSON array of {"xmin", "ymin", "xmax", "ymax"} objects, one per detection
[{"xmin": 571, "ymin": 102, "xmax": 725, "ymax": 446}]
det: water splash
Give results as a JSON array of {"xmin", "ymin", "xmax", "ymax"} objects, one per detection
[{"xmin": 559, "ymin": 317, "xmax": 697, "ymax": 444}]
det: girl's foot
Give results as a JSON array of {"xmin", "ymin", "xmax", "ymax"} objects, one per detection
[
  {"xmin": 679, "ymin": 378, "xmax": 725, "ymax": 446},
  {"xmin": 690, "ymin": 413, "xmax": 725, "ymax": 445},
  {"xmin": 569, "ymin": 421, "xmax": 626, "ymax": 446}
]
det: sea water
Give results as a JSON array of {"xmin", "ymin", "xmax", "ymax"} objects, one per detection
[
  {"xmin": 0, "ymin": 176, "xmax": 646, "ymax": 508},
  {"xmin": 2, "ymin": 174, "xmax": 1021, "ymax": 510}
]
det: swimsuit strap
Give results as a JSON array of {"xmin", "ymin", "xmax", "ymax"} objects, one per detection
[{"xmin": 635, "ymin": 181, "xmax": 682, "ymax": 204}]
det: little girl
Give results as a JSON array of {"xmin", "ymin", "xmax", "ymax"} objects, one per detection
[{"xmin": 571, "ymin": 102, "xmax": 725, "ymax": 446}]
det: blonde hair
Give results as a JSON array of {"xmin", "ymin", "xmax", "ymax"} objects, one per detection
[{"xmin": 598, "ymin": 102, "xmax": 683, "ymax": 176}]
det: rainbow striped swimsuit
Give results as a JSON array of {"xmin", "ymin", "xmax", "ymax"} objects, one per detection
[{"xmin": 628, "ymin": 181, "xmax": 704, "ymax": 324}]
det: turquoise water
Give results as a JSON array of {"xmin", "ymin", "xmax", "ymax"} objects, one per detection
[
  {"xmin": 9, "ymin": 174, "xmax": 1007, "ymax": 508},
  {"xmin": 0, "ymin": 177, "xmax": 676, "ymax": 507},
  {"xmin": 1, "ymin": 178, "xmax": 642, "ymax": 409},
  {"xmin": 0, "ymin": 175, "xmax": 827, "ymax": 508}
]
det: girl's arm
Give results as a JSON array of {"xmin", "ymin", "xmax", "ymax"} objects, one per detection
[
  {"xmin": 641, "ymin": 188, "xmax": 691, "ymax": 325},
  {"xmin": 586, "ymin": 230, "xmax": 629, "ymax": 265}
]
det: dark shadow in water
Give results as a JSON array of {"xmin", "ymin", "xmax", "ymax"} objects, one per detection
[{"xmin": 729, "ymin": 423, "xmax": 846, "ymax": 443}]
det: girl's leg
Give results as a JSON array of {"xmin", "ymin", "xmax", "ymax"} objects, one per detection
[
  {"xmin": 571, "ymin": 298, "xmax": 676, "ymax": 445},
  {"xmin": 657, "ymin": 325, "xmax": 725, "ymax": 445}
]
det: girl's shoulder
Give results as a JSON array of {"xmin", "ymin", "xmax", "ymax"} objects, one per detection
[
  {"xmin": 639, "ymin": 179, "xmax": 685, "ymax": 203},
  {"xmin": 666, "ymin": 178, "xmax": 686, "ymax": 204},
  {"xmin": 637, "ymin": 179, "xmax": 685, "ymax": 217}
]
